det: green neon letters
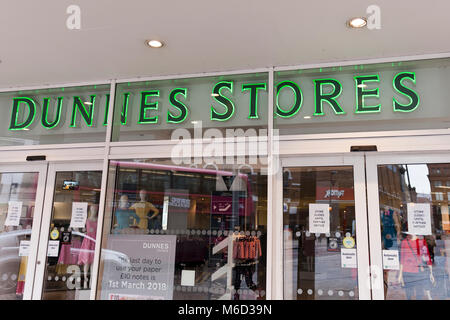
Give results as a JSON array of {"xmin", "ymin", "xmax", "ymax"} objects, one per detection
[
  {"xmin": 104, "ymin": 93, "xmax": 131, "ymax": 126},
  {"xmin": 70, "ymin": 95, "xmax": 96, "ymax": 127},
  {"xmin": 211, "ymin": 81, "xmax": 235, "ymax": 121},
  {"xmin": 314, "ymin": 79, "xmax": 345, "ymax": 115},
  {"xmin": 242, "ymin": 83, "xmax": 267, "ymax": 119},
  {"xmin": 168, "ymin": 88, "xmax": 188, "ymax": 123},
  {"xmin": 7, "ymin": 71, "xmax": 422, "ymax": 132},
  {"xmin": 42, "ymin": 97, "xmax": 63, "ymax": 129},
  {"xmin": 354, "ymin": 75, "xmax": 381, "ymax": 113},
  {"xmin": 275, "ymin": 81, "xmax": 302, "ymax": 118},
  {"xmin": 9, "ymin": 97, "xmax": 36, "ymax": 130},
  {"xmin": 102, "ymin": 94, "xmax": 111, "ymax": 126},
  {"xmin": 138, "ymin": 90, "xmax": 159, "ymax": 124},
  {"xmin": 393, "ymin": 72, "xmax": 419, "ymax": 112}
]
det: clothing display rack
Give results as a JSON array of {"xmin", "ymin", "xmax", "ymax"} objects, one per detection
[{"xmin": 211, "ymin": 233, "xmax": 261, "ymax": 299}]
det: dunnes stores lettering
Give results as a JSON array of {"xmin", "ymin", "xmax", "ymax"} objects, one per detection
[{"xmin": 8, "ymin": 72, "xmax": 419, "ymax": 131}]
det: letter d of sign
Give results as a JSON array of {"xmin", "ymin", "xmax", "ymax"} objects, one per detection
[{"xmin": 9, "ymin": 97, "xmax": 36, "ymax": 130}]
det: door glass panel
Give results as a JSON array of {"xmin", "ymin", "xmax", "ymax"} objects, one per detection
[
  {"xmin": 283, "ymin": 166, "xmax": 358, "ymax": 300},
  {"xmin": 41, "ymin": 170, "xmax": 102, "ymax": 300},
  {"xmin": 0, "ymin": 172, "xmax": 39, "ymax": 300},
  {"xmin": 378, "ymin": 163, "xmax": 450, "ymax": 300}
]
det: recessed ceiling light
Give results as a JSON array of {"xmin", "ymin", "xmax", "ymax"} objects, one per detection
[
  {"xmin": 84, "ymin": 102, "xmax": 93, "ymax": 105},
  {"xmin": 303, "ymin": 116, "xmax": 312, "ymax": 119},
  {"xmin": 357, "ymin": 84, "xmax": 367, "ymax": 88},
  {"xmin": 348, "ymin": 17, "xmax": 367, "ymax": 28},
  {"xmin": 211, "ymin": 93, "xmax": 219, "ymax": 97},
  {"xmin": 146, "ymin": 40, "xmax": 164, "ymax": 48}
]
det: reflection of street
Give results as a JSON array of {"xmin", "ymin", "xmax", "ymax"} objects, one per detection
[
  {"xmin": 285, "ymin": 240, "xmax": 357, "ymax": 300},
  {"xmin": 385, "ymin": 239, "xmax": 450, "ymax": 300}
]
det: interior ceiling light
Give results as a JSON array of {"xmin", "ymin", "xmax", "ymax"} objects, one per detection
[
  {"xmin": 146, "ymin": 40, "xmax": 164, "ymax": 48},
  {"xmin": 348, "ymin": 17, "xmax": 367, "ymax": 28}
]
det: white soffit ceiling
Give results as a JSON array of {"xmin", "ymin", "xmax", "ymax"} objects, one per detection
[{"xmin": 1, "ymin": 0, "xmax": 450, "ymax": 88}]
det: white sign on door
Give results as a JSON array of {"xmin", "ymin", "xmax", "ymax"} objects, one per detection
[
  {"xmin": 407, "ymin": 203, "xmax": 432, "ymax": 235},
  {"xmin": 382, "ymin": 250, "xmax": 400, "ymax": 270},
  {"xmin": 47, "ymin": 240, "xmax": 60, "ymax": 257},
  {"xmin": 341, "ymin": 248, "xmax": 357, "ymax": 268},
  {"xmin": 70, "ymin": 202, "xmax": 88, "ymax": 228},
  {"xmin": 5, "ymin": 201, "xmax": 23, "ymax": 226},
  {"xmin": 19, "ymin": 240, "xmax": 31, "ymax": 257},
  {"xmin": 309, "ymin": 203, "xmax": 330, "ymax": 234}
]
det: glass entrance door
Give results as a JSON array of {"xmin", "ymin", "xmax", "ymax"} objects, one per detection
[
  {"xmin": 32, "ymin": 162, "xmax": 103, "ymax": 300},
  {"xmin": 0, "ymin": 163, "xmax": 47, "ymax": 300},
  {"xmin": 280, "ymin": 155, "xmax": 371, "ymax": 300},
  {"xmin": 367, "ymin": 153, "xmax": 450, "ymax": 300}
]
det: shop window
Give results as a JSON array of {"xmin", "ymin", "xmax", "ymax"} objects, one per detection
[{"xmin": 96, "ymin": 158, "xmax": 267, "ymax": 300}]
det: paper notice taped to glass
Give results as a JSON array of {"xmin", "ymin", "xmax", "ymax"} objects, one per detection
[
  {"xmin": 309, "ymin": 203, "xmax": 330, "ymax": 234},
  {"xmin": 70, "ymin": 202, "xmax": 88, "ymax": 228},
  {"xmin": 407, "ymin": 203, "xmax": 432, "ymax": 235},
  {"xmin": 47, "ymin": 240, "xmax": 60, "ymax": 257},
  {"xmin": 5, "ymin": 201, "xmax": 22, "ymax": 226},
  {"xmin": 341, "ymin": 248, "xmax": 357, "ymax": 268},
  {"xmin": 382, "ymin": 250, "xmax": 399, "ymax": 270},
  {"xmin": 19, "ymin": 240, "xmax": 31, "ymax": 257}
]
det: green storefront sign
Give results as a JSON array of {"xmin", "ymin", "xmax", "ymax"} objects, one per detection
[{"xmin": 8, "ymin": 72, "xmax": 419, "ymax": 131}]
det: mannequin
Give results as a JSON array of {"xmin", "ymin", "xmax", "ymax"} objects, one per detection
[
  {"xmin": 78, "ymin": 204, "xmax": 98, "ymax": 289},
  {"xmin": 398, "ymin": 233, "xmax": 435, "ymax": 300},
  {"xmin": 130, "ymin": 189, "xmax": 159, "ymax": 230},
  {"xmin": 114, "ymin": 195, "xmax": 140, "ymax": 230}
]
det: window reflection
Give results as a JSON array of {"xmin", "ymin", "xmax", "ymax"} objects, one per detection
[{"xmin": 379, "ymin": 164, "xmax": 450, "ymax": 300}]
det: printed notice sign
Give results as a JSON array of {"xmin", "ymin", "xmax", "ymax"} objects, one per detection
[
  {"xmin": 101, "ymin": 235, "xmax": 176, "ymax": 300},
  {"xmin": 5, "ymin": 201, "xmax": 22, "ymax": 226},
  {"xmin": 407, "ymin": 203, "xmax": 432, "ymax": 235},
  {"xmin": 19, "ymin": 240, "xmax": 31, "ymax": 257},
  {"xmin": 341, "ymin": 248, "xmax": 357, "ymax": 268},
  {"xmin": 70, "ymin": 202, "xmax": 88, "ymax": 228},
  {"xmin": 309, "ymin": 203, "xmax": 330, "ymax": 234},
  {"xmin": 382, "ymin": 250, "xmax": 400, "ymax": 270},
  {"xmin": 47, "ymin": 240, "xmax": 60, "ymax": 257}
]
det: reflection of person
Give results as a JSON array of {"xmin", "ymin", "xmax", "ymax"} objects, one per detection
[
  {"xmin": 114, "ymin": 195, "xmax": 140, "ymax": 230},
  {"xmin": 381, "ymin": 208, "xmax": 401, "ymax": 249},
  {"xmin": 398, "ymin": 233, "xmax": 435, "ymax": 300},
  {"xmin": 302, "ymin": 232, "xmax": 315, "ymax": 271},
  {"xmin": 78, "ymin": 204, "xmax": 98, "ymax": 289},
  {"xmin": 130, "ymin": 189, "xmax": 159, "ymax": 230}
]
